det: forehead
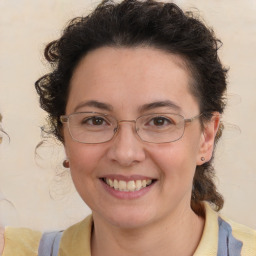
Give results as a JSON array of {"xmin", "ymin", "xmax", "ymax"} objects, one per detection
[{"xmin": 67, "ymin": 46, "xmax": 199, "ymax": 115}]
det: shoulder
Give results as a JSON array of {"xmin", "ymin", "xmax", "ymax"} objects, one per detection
[
  {"xmin": 199, "ymin": 203, "xmax": 256, "ymax": 256},
  {"xmin": 0, "ymin": 216, "xmax": 93, "ymax": 256},
  {"xmin": 221, "ymin": 216, "xmax": 256, "ymax": 239},
  {"xmin": 0, "ymin": 227, "xmax": 4, "ymax": 255},
  {"xmin": 221, "ymin": 217, "xmax": 256, "ymax": 255},
  {"xmin": 59, "ymin": 215, "xmax": 93, "ymax": 255},
  {"xmin": 63, "ymin": 215, "xmax": 93, "ymax": 240},
  {"xmin": 0, "ymin": 226, "xmax": 41, "ymax": 256}
]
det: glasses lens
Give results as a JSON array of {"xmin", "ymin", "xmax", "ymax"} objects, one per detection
[
  {"xmin": 66, "ymin": 112, "xmax": 186, "ymax": 144},
  {"xmin": 68, "ymin": 112, "xmax": 116, "ymax": 143},
  {"xmin": 136, "ymin": 113, "xmax": 185, "ymax": 143}
]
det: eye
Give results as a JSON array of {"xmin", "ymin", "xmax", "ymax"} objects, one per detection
[
  {"xmin": 148, "ymin": 116, "xmax": 174, "ymax": 127},
  {"xmin": 82, "ymin": 116, "xmax": 109, "ymax": 126}
]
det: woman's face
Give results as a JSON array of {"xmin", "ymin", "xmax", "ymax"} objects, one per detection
[{"xmin": 64, "ymin": 47, "xmax": 215, "ymax": 229}]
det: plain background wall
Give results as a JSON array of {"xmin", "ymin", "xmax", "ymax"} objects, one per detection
[{"xmin": 0, "ymin": 0, "xmax": 255, "ymax": 230}]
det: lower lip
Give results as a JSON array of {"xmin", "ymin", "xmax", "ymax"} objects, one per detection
[{"xmin": 100, "ymin": 179, "xmax": 155, "ymax": 200}]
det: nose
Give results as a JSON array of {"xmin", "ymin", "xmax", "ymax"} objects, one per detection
[{"xmin": 106, "ymin": 121, "xmax": 146, "ymax": 167}]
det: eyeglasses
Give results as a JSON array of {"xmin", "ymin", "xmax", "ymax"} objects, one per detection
[{"xmin": 60, "ymin": 112, "xmax": 201, "ymax": 144}]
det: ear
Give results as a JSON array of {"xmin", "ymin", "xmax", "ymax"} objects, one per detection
[{"xmin": 196, "ymin": 112, "xmax": 221, "ymax": 165}]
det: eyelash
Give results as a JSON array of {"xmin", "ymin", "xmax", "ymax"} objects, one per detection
[
  {"xmin": 82, "ymin": 116, "xmax": 109, "ymax": 126},
  {"xmin": 147, "ymin": 116, "xmax": 174, "ymax": 126}
]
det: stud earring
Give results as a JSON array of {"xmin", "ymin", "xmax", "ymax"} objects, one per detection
[
  {"xmin": 63, "ymin": 159, "xmax": 70, "ymax": 168},
  {"xmin": 201, "ymin": 157, "xmax": 205, "ymax": 162}
]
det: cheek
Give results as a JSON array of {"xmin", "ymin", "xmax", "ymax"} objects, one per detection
[
  {"xmin": 71, "ymin": 147, "xmax": 94, "ymax": 167},
  {"xmin": 148, "ymin": 137, "xmax": 200, "ymax": 183},
  {"xmin": 147, "ymin": 144, "xmax": 196, "ymax": 207},
  {"xmin": 64, "ymin": 141, "xmax": 107, "ymax": 204},
  {"xmin": 67, "ymin": 145, "xmax": 105, "ymax": 173},
  {"xmin": 64, "ymin": 131, "xmax": 108, "ymax": 184},
  {"xmin": 64, "ymin": 128, "xmax": 102, "ymax": 172}
]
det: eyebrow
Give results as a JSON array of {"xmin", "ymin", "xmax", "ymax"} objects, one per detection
[
  {"xmin": 138, "ymin": 100, "xmax": 181, "ymax": 113},
  {"xmin": 73, "ymin": 99, "xmax": 181, "ymax": 114},
  {"xmin": 74, "ymin": 100, "xmax": 113, "ymax": 112}
]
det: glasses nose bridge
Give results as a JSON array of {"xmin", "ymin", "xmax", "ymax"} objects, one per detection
[
  {"xmin": 114, "ymin": 119, "xmax": 137, "ymax": 134},
  {"xmin": 118, "ymin": 119, "xmax": 136, "ymax": 124}
]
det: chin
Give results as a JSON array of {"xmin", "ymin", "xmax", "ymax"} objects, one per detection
[
  {"xmin": 110, "ymin": 217, "xmax": 151, "ymax": 230},
  {"xmin": 94, "ymin": 206, "xmax": 157, "ymax": 230}
]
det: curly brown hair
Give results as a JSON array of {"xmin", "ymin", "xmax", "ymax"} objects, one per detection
[{"xmin": 35, "ymin": 0, "xmax": 227, "ymax": 213}]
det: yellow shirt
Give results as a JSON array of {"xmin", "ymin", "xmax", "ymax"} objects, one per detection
[{"xmin": 2, "ymin": 203, "xmax": 256, "ymax": 256}]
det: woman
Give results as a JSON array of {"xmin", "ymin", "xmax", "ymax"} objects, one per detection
[{"xmin": 1, "ymin": 0, "xmax": 255, "ymax": 255}]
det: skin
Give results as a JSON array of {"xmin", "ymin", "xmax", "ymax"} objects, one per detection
[{"xmin": 64, "ymin": 46, "xmax": 220, "ymax": 256}]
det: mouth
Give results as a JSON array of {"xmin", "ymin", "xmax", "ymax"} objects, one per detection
[{"xmin": 101, "ymin": 178, "xmax": 156, "ymax": 192}]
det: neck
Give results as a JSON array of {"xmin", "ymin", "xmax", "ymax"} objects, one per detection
[{"xmin": 91, "ymin": 205, "xmax": 205, "ymax": 256}]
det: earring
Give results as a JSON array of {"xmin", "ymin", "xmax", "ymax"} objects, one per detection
[
  {"xmin": 63, "ymin": 159, "xmax": 70, "ymax": 168},
  {"xmin": 201, "ymin": 157, "xmax": 205, "ymax": 162}
]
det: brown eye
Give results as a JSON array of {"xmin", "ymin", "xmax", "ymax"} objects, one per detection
[
  {"xmin": 82, "ymin": 116, "xmax": 108, "ymax": 126},
  {"xmin": 153, "ymin": 117, "xmax": 167, "ymax": 126},
  {"xmin": 150, "ymin": 117, "xmax": 173, "ymax": 127},
  {"xmin": 91, "ymin": 117, "xmax": 105, "ymax": 125}
]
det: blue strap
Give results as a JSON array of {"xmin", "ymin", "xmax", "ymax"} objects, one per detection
[
  {"xmin": 217, "ymin": 217, "xmax": 243, "ymax": 256},
  {"xmin": 38, "ymin": 231, "xmax": 63, "ymax": 256}
]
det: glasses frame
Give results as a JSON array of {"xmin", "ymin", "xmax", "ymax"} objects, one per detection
[{"xmin": 60, "ymin": 112, "xmax": 202, "ymax": 144}]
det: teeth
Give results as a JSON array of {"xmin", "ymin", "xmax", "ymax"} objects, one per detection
[
  {"xmin": 109, "ymin": 179, "xmax": 114, "ymax": 187},
  {"xmin": 119, "ymin": 180, "xmax": 127, "ymax": 191},
  {"xmin": 135, "ymin": 180, "xmax": 142, "ymax": 190},
  {"xmin": 105, "ymin": 178, "xmax": 153, "ymax": 192},
  {"xmin": 114, "ymin": 179, "xmax": 119, "ymax": 189},
  {"xmin": 146, "ymin": 180, "xmax": 152, "ymax": 185},
  {"xmin": 127, "ymin": 181, "xmax": 136, "ymax": 191}
]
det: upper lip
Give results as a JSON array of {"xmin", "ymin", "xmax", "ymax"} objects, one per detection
[{"xmin": 100, "ymin": 174, "xmax": 157, "ymax": 181}]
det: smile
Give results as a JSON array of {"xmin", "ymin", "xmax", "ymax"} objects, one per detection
[{"xmin": 103, "ymin": 178, "xmax": 154, "ymax": 192}]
